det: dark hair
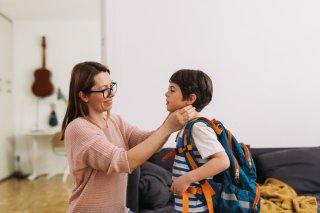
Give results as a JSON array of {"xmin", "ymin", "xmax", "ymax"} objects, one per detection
[
  {"xmin": 170, "ymin": 69, "xmax": 213, "ymax": 112},
  {"xmin": 61, "ymin": 61, "xmax": 110, "ymax": 140}
]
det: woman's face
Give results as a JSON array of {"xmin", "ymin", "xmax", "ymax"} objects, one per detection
[
  {"xmin": 86, "ymin": 72, "xmax": 115, "ymax": 114},
  {"xmin": 165, "ymin": 82, "xmax": 187, "ymax": 112}
]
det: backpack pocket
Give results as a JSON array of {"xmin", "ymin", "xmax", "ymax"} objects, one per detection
[{"xmin": 218, "ymin": 183, "xmax": 250, "ymax": 213}]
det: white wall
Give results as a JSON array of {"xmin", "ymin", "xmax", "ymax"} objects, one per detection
[
  {"xmin": 0, "ymin": 14, "xmax": 14, "ymax": 179},
  {"xmin": 103, "ymin": 0, "xmax": 320, "ymax": 148},
  {"xmin": 13, "ymin": 20, "xmax": 100, "ymax": 174}
]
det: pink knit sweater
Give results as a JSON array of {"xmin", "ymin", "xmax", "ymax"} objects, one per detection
[{"xmin": 64, "ymin": 113, "xmax": 152, "ymax": 213}]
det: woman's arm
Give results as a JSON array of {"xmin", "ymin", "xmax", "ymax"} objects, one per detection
[{"xmin": 127, "ymin": 105, "xmax": 196, "ymax": 171}]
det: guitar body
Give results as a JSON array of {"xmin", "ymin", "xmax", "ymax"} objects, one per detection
[
  {"xmin": 31, "ymin": 36, "xmax": 54, "ymax": 98},
  {"xmin": 32, "ymin": 68, "xmax": 54, "ymax": 97}
]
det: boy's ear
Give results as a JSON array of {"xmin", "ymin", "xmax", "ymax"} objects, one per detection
[{"xmin": 187, "ymin": 93, "xmax": 197, "ymax": 105}]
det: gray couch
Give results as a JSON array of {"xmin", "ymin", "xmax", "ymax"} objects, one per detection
[{"xmin": 127, "ymin": 146, "xmax": 320, "ymax": 213}]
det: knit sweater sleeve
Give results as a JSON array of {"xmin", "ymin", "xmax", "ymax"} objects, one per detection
[
  {"xmin": 113, "ymin": 114, "xmax": 153, "ymax": 149},
  {"xmin": 65, "ymin": 119, "xmax": 130, "ymax": 175}
]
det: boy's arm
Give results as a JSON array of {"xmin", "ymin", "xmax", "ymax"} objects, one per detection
[
  {"xmin": 186, "ymin": 151, "xmax": 230, "ymax": 182},
  {"xmin": 171, "ymin": 151, "xmax": 230, "ymax": 196}
]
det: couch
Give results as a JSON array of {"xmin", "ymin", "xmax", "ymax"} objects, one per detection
[{"xmin": 127, "ymin": 146, "xmax": 320, "ymax": 213}]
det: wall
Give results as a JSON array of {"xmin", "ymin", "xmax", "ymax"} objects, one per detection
[
  {"xmin": 102, "ymin": 0, "xmax": 320, "ymax": 148},
  {"xmin": 13, "ymin": 20, "xmax": 100, "ymax": 174},
  {"xmin": 0, "ymin": 14, "xmax": 14, "ymax": 179}
]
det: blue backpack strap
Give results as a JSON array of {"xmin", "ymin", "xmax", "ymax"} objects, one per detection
[
  {"xmin": 182, "ymin": 117, "xmax": 223, "ymax": 171},
  {"xmin": 182, "ymin": 119, "xmax": 204, "ymax": 168},
  {"xmin": 182, "ymin": 118, "xmax": 217, "ymax": 213},
  {"xmin": 183, "ymin": 118, "xmax": 238, "ymax": 182}
]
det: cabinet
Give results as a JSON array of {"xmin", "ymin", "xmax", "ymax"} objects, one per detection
[{"xmin": 0, "ymin": 14, "xmax": 14, "ymax": 180}]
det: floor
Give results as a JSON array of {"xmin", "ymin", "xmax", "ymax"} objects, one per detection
[{"xmin": 0, "ymin": 175, "xmax": 72, "ymax": 213}]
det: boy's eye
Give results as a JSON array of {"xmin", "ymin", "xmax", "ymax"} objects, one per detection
[
  {"xmin": 168, "ymin": 88, "xmax": 175, "ymax": 93},
  {"xmin": 168, "ymin": 86, "xmax": 175, "ymax": 93}
]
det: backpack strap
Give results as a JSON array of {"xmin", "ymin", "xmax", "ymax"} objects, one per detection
[{"xmin": 181, "ymin": 118, "xmax": 217, "ymax": 213}]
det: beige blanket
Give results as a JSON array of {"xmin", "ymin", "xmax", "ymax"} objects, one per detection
[{"xmin": 260, "ymin": 178, "xmax": 317, "ymax": 213}]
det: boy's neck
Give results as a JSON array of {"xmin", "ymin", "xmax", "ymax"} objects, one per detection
[{"xmin": 193, "ymin": 112, "xmax": 200, "ymax": 119}]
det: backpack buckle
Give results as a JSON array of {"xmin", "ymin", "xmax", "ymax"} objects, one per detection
[{"xmin": 185, "ymin": 145, "xmax": 192, "ymax": 151}]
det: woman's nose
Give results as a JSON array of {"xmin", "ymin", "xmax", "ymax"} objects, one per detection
[{"xmin": 109, "ymin": 90, "xmax": 116, "ymax": 98}]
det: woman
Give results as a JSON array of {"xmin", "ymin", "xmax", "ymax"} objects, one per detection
[{"xmin": 61, "ymin": 61, "xmax": 196, "ymax": 213}]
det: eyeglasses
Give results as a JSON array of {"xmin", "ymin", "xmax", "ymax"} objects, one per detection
[{"xmin": 84, "ymin": 82, "xmax": 117, "ymax": 98}]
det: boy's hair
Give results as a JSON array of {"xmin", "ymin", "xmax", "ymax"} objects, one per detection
[{"xmin": 170, "ymin": 69, "xmax": 213, "ymax": 112}]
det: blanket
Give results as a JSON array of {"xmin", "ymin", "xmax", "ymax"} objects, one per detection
[
  {"xmin": 260, "ymin": 178, "xmax": 317, "ymax": 213},
  {"xmin": 139, "ymin": 161, "xmax": 173, "ymax": 210}
]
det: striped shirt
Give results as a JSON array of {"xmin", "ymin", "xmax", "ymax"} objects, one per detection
[{"xmin": 172, "ymin": 121, "xmax": 224, "ymax": 213}]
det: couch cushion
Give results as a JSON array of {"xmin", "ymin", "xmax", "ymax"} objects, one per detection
[
  {"xmin": 250, "ymin": 147, "xmax": 299, "ymax": 184},
  {"xmin": 255, "ymin": 146, "xmax": 320, "ymax": 194},
  {"xmin": 148, "ymin": 148, "xmax": 175, "ymax": 172}
]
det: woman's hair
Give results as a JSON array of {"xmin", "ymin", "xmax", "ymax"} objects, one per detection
[
  {"xmin": 170, "ymin": 69, "xmax": 213, "ymax": 112},
  {"xmin": 61, "ymin": 61, "xmax": 110, "ymax": 140}
]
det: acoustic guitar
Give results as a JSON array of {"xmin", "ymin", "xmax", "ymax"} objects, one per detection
[{"xmin": 31, "ymin": 36, "xmax": 54, "ymax": 98}]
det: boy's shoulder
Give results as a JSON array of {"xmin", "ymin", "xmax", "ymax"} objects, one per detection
[{"xmin": 187, "ymin": 118, "xmax": 216, "ymax": 133}]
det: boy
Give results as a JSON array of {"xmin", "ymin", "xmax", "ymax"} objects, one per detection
[{"xmin": 165, "ymin": 69, "xmax": 230, "ymax": 213}]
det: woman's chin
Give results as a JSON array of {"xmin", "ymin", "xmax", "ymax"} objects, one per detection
[{"xmin": 103, "ymin": 105, "xmax": 112, "ymax": 111}]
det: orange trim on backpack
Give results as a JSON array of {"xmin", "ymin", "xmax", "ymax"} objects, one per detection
[
  {"xmin": 228, "ymin": 130, "xmax": 233, "ymax": 150},
  {"xmin": 182, "ymin": 191, "xmax": 189, "ymax": 213},
  {"xmin": 161, "ymin": 145, "xmax": 193, "ymax": 162},
  {"xmin": 227, "ymin": 131, "xmax": 240, "ymax": 184},
  {"xmin": 240, "ymin": 142, "xmax": 253, "ymax": 168},
  {"xmin": 198, "ymin": 117, "xmax": 222, "ymax": 136},
  {"xmin": 187, "ymin": 186, "xmax": 203, "ymax": 195},
  {"xmin": 185, "ymin": 151, "xmax": 198, "ymax": 170},
  {"xmin": 252, "ymin": 182, "xmax": 260, "ymax": 211},
  {"xmin": 161, "ymin": 149, "xmax": 176, "ymax": 162},
  {"xmin": 201, "ymin": 180, "xmax": 215, "ymax": 197},
  {"xmin": 184, "ymin": 181, "xmax": 215, "ymax": 213},
  {"xmin": 201, "ymin": 180, "xmax": 215, "ymax": 213},
  {"xmin": 183, "ymin": 134, "xmax": 188, "ymax": 147}
]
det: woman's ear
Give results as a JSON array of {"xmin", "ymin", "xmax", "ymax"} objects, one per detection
[
  {"xmin": 78, "ymin": 91, "xmax": 89, "ymax": 102},
  {"xmin": 187, "ymin": 93, "xmax": 197, "ymax": 105}
]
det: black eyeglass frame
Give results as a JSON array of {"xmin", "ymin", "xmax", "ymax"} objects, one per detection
[{"xmin": 84, "ymin": 82, "xmax": 117, "ymax": 98}]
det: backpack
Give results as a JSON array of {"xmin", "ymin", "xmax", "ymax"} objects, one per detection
[{"xmin": 164, "ymin": 117, "xmax": 260, "ymax": 213}]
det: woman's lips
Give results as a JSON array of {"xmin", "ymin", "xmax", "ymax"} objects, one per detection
[{"xmin": 104, "ymin": 99, "xmax": 113, "ymax": 104}]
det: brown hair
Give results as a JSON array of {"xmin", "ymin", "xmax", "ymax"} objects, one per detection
[
  {"xmin": 170, "ymin": 69, "xmax": 213, "ymax": 112},
  {"xmin": 61, "ymin": 61, "xmax": 110, "ymax": 140}
]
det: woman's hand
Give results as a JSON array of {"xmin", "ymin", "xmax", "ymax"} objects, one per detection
[{"xmin": 163, "ymin": 105, "xmax": 196, "ymax": 133}]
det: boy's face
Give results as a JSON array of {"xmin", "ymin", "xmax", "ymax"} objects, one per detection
[{"xmin": 165, "ymin": 83, "xmax": 188, "ymax": 112}]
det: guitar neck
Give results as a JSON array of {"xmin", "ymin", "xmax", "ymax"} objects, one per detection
[{"xmin": 42, "ymin": 36, "xmax": 46, "ymax": 68}]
